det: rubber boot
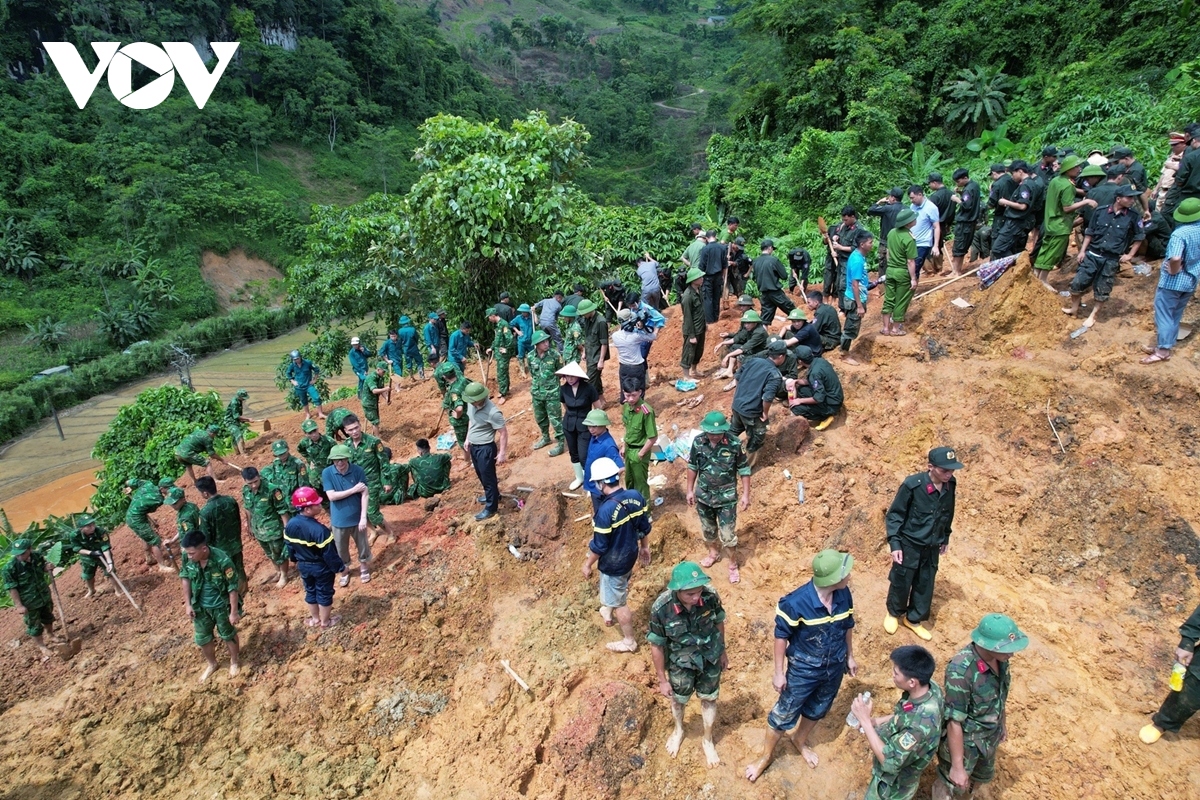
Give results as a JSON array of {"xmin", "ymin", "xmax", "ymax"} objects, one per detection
[
  {"xmin": 532, "ymin": 433, "xmax": 551, "ymax": 450},
  {"xmin": 548, "ymin": 438, "xmax": 565, "ymax": 457},
  {"xmin": 569, "ymin": 462, "xmax": 585, "ymax": 491}
]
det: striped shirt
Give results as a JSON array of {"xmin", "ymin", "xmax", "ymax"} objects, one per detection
[{"xmin": 1159, "ymin": 221, "xmax": 1200, "ymax": 294}]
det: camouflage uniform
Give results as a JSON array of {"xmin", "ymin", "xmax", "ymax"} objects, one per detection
[
  {"xmin": 492, "ymin": 320, "xmax": 517, "ymax": 397},
  {"xmin": 443, "ymin": 375, "xmax": 471, "ymax": 447},
  {"xmin": 346, "ymin": 434, "xmax": 387, "ymax": 527},
  {"xmin": 381, "ymin": 460, "xmax": 410, "ymax": 505},
  {"xmin": 936, "ymin": 645, "xmax": 1011, "ymax": 788},
  {"xmin": 360, "ymin": 370, "xmax": 388, "ymax": 426},
  {"xmin": 562, "ymin": 320, "xmax": 585, "ymax": 363},
  {"xmin": 297, "ymin": 432, "xmax": 336, "ymax": 488},
  {"xmin": 407, "ymin": 453, "xmax": 452, "ymax": 498},
  {"xmin": 224, "ymin": 395, "xmax": 248, "ymax": 445},
  {"xmin": 2, "ymin": 552, "xmax": 53, "ymax": 637},
  {"xmin": 124, "ymin": 481, "xmax": 164, "ymax": 546},
  {"xmin": 67, "ymin": 523, "xmax": 111, "ymax": 583},
  {"xmin": 180, "ymin": 546, "xmax": 239, "ymax": 645},
  {"xmin": 175, "ymin": 428, "xmax": 217, "ymax": 467},
  {"xmin": 325, "ymin": 407, "xmax": 352, "ymax": 440},
  {"xmin": 262, "ymin": 454, "xmax": 310, "ymax": 501},
  {"xmin": 688, "ymin": 434, "xmax": 750, "ymax": 548},
  {"xmin": 646, "ymin": 586, "xmax": 727, "ymax": 705},
  {"xmin": 242, "ymin": 480, "xmax": 289, "ymax": 565},
  {"xmin": 433, "ymin": 360, "xmax": 465, "ymax": 394},
  {"xmin": 199, "ymin": 494, "xmax": 245, "ymax": 584},
  {"xmin": 529, "ymin": 347, "xmax": 565, "ymax": 443},
  {"xmin": 864, "ymin": 682, "xmax": 945, "ymax": 800},
  {"xmin": 175, "ymin": 500, "xmax": 201, "ymax": 542}
]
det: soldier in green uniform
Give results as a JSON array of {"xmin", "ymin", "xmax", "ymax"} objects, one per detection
[
  {"xmin": 714, "ymin": 310, "xmax": 769, "ymax": 380},
  {"xmin": 648, "ymin": 561, "xmax": 728, "ymax": 768},
  {"xmin": 853, "ymin": 645, "xmax": 944, "ymax": 800},
  {"xmin": 433, "ymin": 359, "xmax": 465, "ymax": 395},
  {"xmin": 560, "ymin": 305, "xmax": 584, "ymax": 363},
  {"xmin": 687, "ymin": 411, "xmax": 751, "ymax": 585},
  {"xmin": 195, "ymin": 476, "xmax": 246, "ymax": 594},
  {"xmin": 66, "ymin": 514, "xmax": 114, "ymax": 599},
  {"xmin": 1033, "ymin": 154, "xmax": 1093, "ymax": 290},
  {"xmin": 621, "ymin": 383, "xmax": 657, "ymax": 503},
  {"xmin": 124, "ymin": 477, "xmax": 174, "ymax": 571},
  {"xmin": 360, "ymin": 361, "xmax": 391, "ymax": 436},
  {"xmin": 380, "ymin": 446, "xmax": 410, "ymax": 505},
  {"xmin": 680, "ymin": 268, "xmax": 706, "ymax": 379},
  {"xmin": 297, "ymin": 419, "xmax": 336, "ymax": 489},
  {"xmin": 528, "ymin": 330, "xmax": 566, "ymax": 455},
  {"xmin": 407, "ymin": 438, "xmax": 452, "ymax": 499},
  {"xmin": 164, "ymin": 486, "xmax": 200, "ymax": 564},
  {"xmin": 486, "ymin": 310, "xmax": 517, "ymax": 404},
  {"xmin": 225, "ymin": 389, "xmax": 253, "ymax": 456},
  {"xmin": 179, "ymin": 530, "xmax": 241, "ymax": 683},
  {"xmin": 174, "ymin": 423, "xmax": 232, "ymax": 484},
  {"xmin": 578, "ymin": 299, "xmax": 609, "ymax": 404},
  {"xmin": 784, "ymin": 345, "xmax": 844, "ymax": 424},
  {"xmin": 342, "ymin": 413, "xmax": 396, "ymax": 544},
  {"xmin": 262, "ymin": 440, "xmax": 310, "ymax": 502},
  {"xmin": 3, "ymin": 539, "xmax": 57, "ymax": 658},
  {"xmin": 240, "ymin": 466, "xmax": 290, "ymax": 588},
  {"xmin": 934, "ymin": 614, "xmax": 1029, "ymax": 800},
  {"xmin": 881, "ymin": 209, "xmax": 920, "ymax": 337},
  {"xmin": 443, "ymin": 372, "xmax": 471, "ymax": 456},
  {"xmin": 325, "ymin": 406, "xmax": 353, "ymax": 441}
]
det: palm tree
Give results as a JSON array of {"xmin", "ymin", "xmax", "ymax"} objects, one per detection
[{"xmin": 941, "ymin": 66, "xmax": 1014, "ymax": 137}]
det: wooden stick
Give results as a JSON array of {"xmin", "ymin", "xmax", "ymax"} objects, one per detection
[
  {"xmin": 500, "ymin": 659, "xmax": 531, "ymax": 691},
  {"xmin": 913, "ymin": 265, "xmax": 983, "ymax": 300},
  {"xmin": 100, "ymin": 553, "xmax": 143, "ymax": 614},
  {"xmin": 1046, "ymin": 399, "xmax": 1066, "ymax": 454}
]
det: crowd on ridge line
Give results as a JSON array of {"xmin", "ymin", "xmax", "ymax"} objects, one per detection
[{"xmin": 7, "ymin": 133, "xmax": 1200, "ymax": 792}]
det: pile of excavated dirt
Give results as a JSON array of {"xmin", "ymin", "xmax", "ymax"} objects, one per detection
[{"xmin": 1, "ymin": 273, "xmax": 1199, "ymax": 799}]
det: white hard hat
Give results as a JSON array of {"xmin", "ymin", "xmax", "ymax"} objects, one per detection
[
  {"xmin": 350, "ymin": 336, "xmax": 360, "ymax": 345},
  {"xmin": 589, "ymin": 457, "xmax": 621, "ymax": 483}
]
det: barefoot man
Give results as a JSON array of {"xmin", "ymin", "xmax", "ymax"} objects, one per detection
[
  {"xmin": 648, "ymin": 561, "xmax": 728, "ymax": 768},
  {"xmin": 746, "ymin": 550, "xmax": 857, "ymax": 782},
  {"xmin": 284, "ymin": 486, "xmax": 347, "ymax": 629},
  {"xmin": 179, "ymin": 530, "xmax": 241, "ymax": 683},
  {"xmin": 3, "ymin": 539, "xmax": 57, "ymax": 660}
]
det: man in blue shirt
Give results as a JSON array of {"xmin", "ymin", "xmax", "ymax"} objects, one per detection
[
  {"xmin": 534, "ymin": 290, "xmax": 565, "ymax": 351},
  {"xmin": 908, "ymin": 185, "xmax": 942, "ymax": 275},
  {"xmin": 582, "ymin": 409, "xmax": 624, "ymax": 513},
  {"xmin": 396, "ymin": 316, "xmax": 425, "ymax": 380},
  {"xmin": 745, "ymin": 550, "xmax": 856, "ymax": 783},
  {"xmin": 840, "ymin": 233, "xmax": 873, "ymax": 364},
  {"xmin": 423, "ymin": 312, "xmax": 442, "ymax": 364},
  {"xmin": 513, "ymin": 303, "xmax": 535, "ymax": 368},
  {"xmin": 1142, "ymin": 198, "xmax": 1200, "ymax": 364},
  {"xmin": 377, "ymin": 330, "xmax": 402, "ymax": 388},
  {"xmin": 284, "ymin": 486, "xmax": 347, "ymax": 629},
  {"xmin": 286, "ymin": 350, "xmax": 326, "ymax": 421},
  {"xmin": 582, "ymin": 457, "xmax": 651, "ymax": 655},
  {"xmin": 321, "ymin": 444, "xmax": 370, "ymax": 588},
  {"xmin": 448, "ymin": 321, "xmax": 475, "ymax": 373},
  {"xmin": 348, "ymin": 337, "xmax": 370, "ymax": 396}
]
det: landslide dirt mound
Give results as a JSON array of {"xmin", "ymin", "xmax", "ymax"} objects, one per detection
[
  {"xmin": 200, "ymin": 249, "xmax": 286, "ymax": 311},
  {"xmin": 2, "ymin": 281, "xmax": 1199, "ymax": 799}
]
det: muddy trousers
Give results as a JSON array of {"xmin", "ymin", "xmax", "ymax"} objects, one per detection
[
  {"xmin": 1152, "ymin": 668, "xmax": 1200, "ymax": 732},
  {"xmin": 886, "ymin": 542, "xmax": 940, "ymax": 623}
]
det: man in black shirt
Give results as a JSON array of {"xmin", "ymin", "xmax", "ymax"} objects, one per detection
[
  {"xmin": 1063, "ymin": 184, "xmax": 1145, "ymax": 322},
  {"xmin": 949, "ymin": 168, "xmax": 982, "ymax": 276},
  {"xmin": 991, "ymin": 161, "xmax": 1034, "ymax": 259},
  {"xmin": 824, "ymin": 207, "xmax": 866, "ymax": 300},
  {"xmin": 1110, "ymin": 146, "xmax": 1147, "ymax": 192},
  {"xmin": 699, "ymin": 230, "xmax": 727, "ymax": 324},
  {"xmin": 1033, "ymin": 145, "xmax": 1059, "ymax": 183},
  {"xmin": 927, "ymin": 173, "xmax": 955, "ymax": 274},
  {"xmin": 752, "ymin": 239, "xmax": 796, "ymax": 326},
  {"xmin": 867, "ymin": 187, "xmax": 905, "ymax": 269},
  {"xmin": 729, "ymin": 342, "xmax": 786, "ymax": 467},
  {"xmin": 986, "ymin": 163, "xmax": 1015, "ymax": 250}
]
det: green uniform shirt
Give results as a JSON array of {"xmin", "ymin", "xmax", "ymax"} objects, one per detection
[
  {"xmin": 261, "ymin": 455, "xmax": 309, "ymax": 500},
  {"xmin": 621, "ymin": 402, "xmax": 658, "ymax": 448},
  {"xmin": 125, "ymin": 482, "xmax": 163, "ymax": 524},
  {"xmin": 2, "ymin": 552, "xmax": 52, "ymax": 609},
  {"xmin": 868, "ymin": 682, "xmax": 944, "ymax": 800},
  {"xmin": 346, "ymin": 434, "xmax": 385, "ymax": 486},
  {"xmin": 297, "ymin": 433, "xmax": 336, "ymax": 471},
  {"xmin": 68, "ymin": 525, "xmax": 111, "ymax": 556},
  {"xmin": 325, "ymin": 407, "xmax": 352, "ymax": 438},
  {"xmin": 886, "ymin": 471, "xmax": 956, "ymax": 550},
  {"xmin": 688, "ymin": 433, "xmax": 749, "ymax": 508},
  {"xmin": 433, "ymin": 360, "xmax": 464, "ymax": 393},
  {"xmin": 176, "ymin": 429, "xmax": 216, "ymax": 460},
  {"xmin": 729, "ymin": 324, "xmax": 768, "ymax": 355},
  {"xmin": 181, "ymin": 546, "xmax": 238, "ymax": 610},
  {"xmin": 176, "ymin": 501, "xmax": 201, "ymax": 540},
  {"xmin": 682, "ymin": 237, "xmax": 705, "ymax": 267},
  {"xmin": 681, "ymin": 286, "xmax": 705, "ymax": 337},
  {"xmin": 381, "ymin": 461, "xmax": 410, "ymax": 502},
  {"xmin": 224, "ymin": 396, "xmax": 246, "ymax": 426},
  {"xmin": 242, "ymin": 480, "xmax": 289, "ymax": 541},
  {"xmin": 492, "ymin": 321, "xmax": 516, "ymax": 357},
  {"xmin": 886, "ymin": 228, "xmax": 918, "ymax": 273},
  {"xmin": 199, "ymin": 495, "xmax": 243, "ymax": 555},
  {"xmin": 942, "ymin": 644, "xmax": 1011, "ymax": 745},
  {"xmin": 443, "ymin": 375, "xmax": 470, "ymax": 415},
  {"xmin": 529, "ymin": 348, "xmax": 565, "ymax": 399},
  {"xmin": 583, "ymin": 314, "xmax": 609, "ymax": 367},
  {"xmin": 361, "ymin": 371, "xmax": 388, "ymax": 410},
  {"xmin": 1044, "ymin": 175, "xmax": 1079, "ymax": 237},
  {"xmin": 804, "ymin": 357, "xmax": 844, "ymax": 407},
  {"xmin": 408, "ymin": 453, "xmax": 452, "ymax": 498},
  {"xmin": 646, "ymin": 586, "xmax": 726, "ymax": 670},
  {"xmin": 563, "ymin": 321, "xmax": 584, "ymax": 361}
]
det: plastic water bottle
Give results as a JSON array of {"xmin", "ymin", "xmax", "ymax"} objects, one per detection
[
  {"xmin": 796, "ymin": 481, "xmax": 805, "ymax": 504},
  {"xmin": 782, "ymin": 469, "xmax": 792, "ymax": 480},
  {"xmin": 1170, "ymin": 663, "xmax": 1187, "ymax": 692},
  {"xmin": 846, "ymin": 691, "xmax": 870, "ymax": 730}
]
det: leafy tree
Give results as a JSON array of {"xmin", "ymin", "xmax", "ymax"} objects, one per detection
[
  {"xmin": 941, "ymin": 66, "xmax": 1014, "ymax": 136},
  {"xmin": 273, "ymin": 329, "xmax": 349, "ymax": 410},
  {"xmin": 23, "ymin": 317, "xmax": 70, "ymax": 352},
  {"xmin": 902, "ymin": 142, "xmax": 953, "ymax": 188},
  {"xmin": 0, "ymin": 218, "xmax": 45, "ymax": 280}
]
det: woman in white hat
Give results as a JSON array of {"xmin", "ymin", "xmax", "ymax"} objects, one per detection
[{"xmin": 558, "ymin": 361, "xmax": 600, "ymax": 490}]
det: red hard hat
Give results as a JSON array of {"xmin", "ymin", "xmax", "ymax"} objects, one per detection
[{"xmin": 291, "ymin": 486, "xmax": 322, "ymax": 508}]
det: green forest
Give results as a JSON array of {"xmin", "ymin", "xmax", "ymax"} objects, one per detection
[{"xmin": 1, "ymin": 0, "xmax": 1198, "ymax": 446}]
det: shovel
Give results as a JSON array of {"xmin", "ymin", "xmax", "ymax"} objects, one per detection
[
  {"xmin": 1069, "ymin": 307, "xmax": 1098, "ymax": 339},
  {"xmin": 99, "ymin": 552, "xmax": 143, "ymax": 614},
  {"xmin": 48, "ymin": 577, "xmax": 82, "ymax": 659}
]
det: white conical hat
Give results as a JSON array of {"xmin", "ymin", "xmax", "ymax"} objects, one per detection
[{"xmin": 555, "ymin": 361, "xmax": 589, "ymax": 379}]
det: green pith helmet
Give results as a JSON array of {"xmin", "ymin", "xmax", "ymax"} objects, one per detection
[
  {"xmin": 577, "ymin": 299, "xmax": 598, "ymax": 315},
  {"xmin": 10, "ymin": 538, "xmax": 31, "ymax": 555},
  {"xmin": 559, "ymin": 305, "xmax": 578, "ymax": 318},
  {"xmin": 463, "ymin": 382, "xmax": 489, "ymax": 403},
  {"xmin": 1080, "ymin": 164, "xmax": 1106, "ymax": 179},
  {"xmin": 76, "ymin": 514, "xmax": 96, "ymax": 528},
  {"xmin": 583, "ymin": 409, "xmax": 611, "ymax": 427},
  {"xmin": 668, "ymin": 561, "xmax": 711, "ymax": 591},
  {"xmin": 531, "ymin": 330, "xmax": 550, "ymax": 346},
  {"xmin": 700, "ymin": 411, "xmax": 730, "ymax": 433},
  {"xmin": 787, "ymin": 308, "xmax": 807, "ymax": 321},
  {"xmin": 894, "ymin": 208, "xmax": 918, "ymax": 227},
  {"xmin": 971, "ymin": 613, "xmax": 1030, "ymax": 654},
  {"xmin": 737, "ymin": 294, "xmax": 755, "ymax": 306},
  {"xmin": 328, "ymin": 444, "xmax": 352, "ymax": 462},
  {"xmin": 686, "ymin": 267, "xmax": 704, "ymax": 284},
  {"xmin": 740, "ymin": 310, "xmax": 763, "ymax": 324},
  {"xmin": 812, "ymin": 549, "xmax": 854, "ymax": 587}
]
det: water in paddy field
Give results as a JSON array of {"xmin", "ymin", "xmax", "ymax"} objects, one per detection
[{"xmin": 0, "ymin": 328, "xmax": 359, "ymax": 529}]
